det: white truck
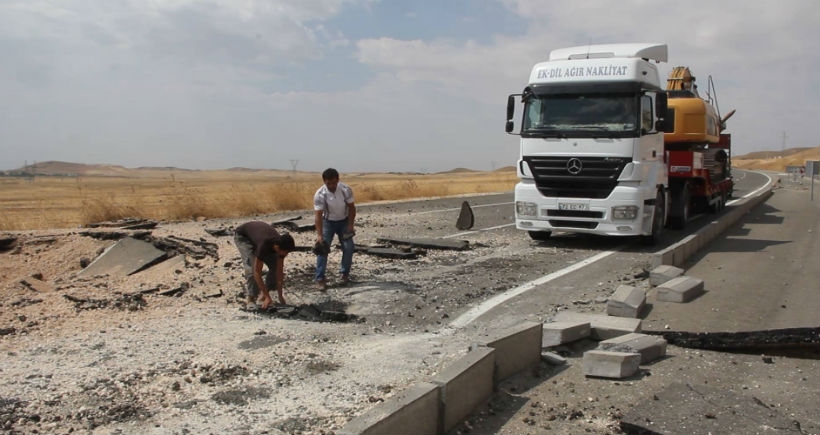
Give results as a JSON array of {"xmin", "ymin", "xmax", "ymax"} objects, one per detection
[{"xmin": 505, "ymin": 43, "xmax": 670, "ymax": 244}]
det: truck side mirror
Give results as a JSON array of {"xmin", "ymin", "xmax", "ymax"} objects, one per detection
[
  {"xmin": 505, "ymin": 95, "xmax": 517, "ymax": 134},
  {"xmin": 663, "ymin": 108, "xmax": 675, "ymax": 133},
  {"xmin": 655, "ymin": 92, "xmax": 667, "ymax": 118}
]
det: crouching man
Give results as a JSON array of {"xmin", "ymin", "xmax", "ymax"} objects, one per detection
[{"xmin": 234, "ymin": 221, "xmax": 295, "ymax": 309}]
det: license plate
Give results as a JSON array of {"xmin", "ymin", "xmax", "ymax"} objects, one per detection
[{"xmin": 558, "ymin": 202, "xmax": 589, "ymax": 211}]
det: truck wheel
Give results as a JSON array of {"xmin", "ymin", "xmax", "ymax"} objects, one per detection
[
  {"xmin": 528, "ymin": 231, "xmax": 552, "ymax": 241},
  {"xmin": 640, "ymin": 190, "xmax": 665, "ymax": 245},
  {"xmin": 668, "ymin": 183, "xmax": 690, "ymax": 230}
]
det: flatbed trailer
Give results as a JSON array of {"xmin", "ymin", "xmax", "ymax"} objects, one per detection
[{"xmin": 664, "ymin": 74, "xmax": 735, "ymax": 229}]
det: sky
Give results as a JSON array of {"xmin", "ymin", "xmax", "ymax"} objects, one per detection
[{"xmin": 1, "ymin": 0, "xmax": 818, "ymax": 173}]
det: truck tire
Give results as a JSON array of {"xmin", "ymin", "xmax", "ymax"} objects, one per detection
[
  {"xmin": 640, "ymin": 190, "xmax": 665, "ymax": 245},
  {"xmin": 528, "ymin": 231, "xmax": 552, "ymax": 241},
  {"xmin": 668, "ymin": 183, "xmax": 690, "ymax": 230}
]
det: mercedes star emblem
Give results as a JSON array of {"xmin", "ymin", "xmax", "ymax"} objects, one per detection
[{"xmin": 566, "ymin": 158, "xmax": 583, "ymax": 175}]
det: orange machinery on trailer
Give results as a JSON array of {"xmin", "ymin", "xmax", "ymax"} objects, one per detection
[{"xmin": 663, "ymin": 66, "xmax": 736, "ymax": 228}]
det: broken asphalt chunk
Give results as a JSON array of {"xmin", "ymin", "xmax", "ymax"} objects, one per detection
[
  {"xmin": 456, "ymin": 200, "xmax": 475, "ymax": 230},
  {"xmin": 365, "ymin": 247, "xmax": 419, "ymax": 259},
  {"xmin": 0, "ymin": 235, "xmax": 17, "ymax": 252},
  {"xmin": 85, "ymin": 218, "xmax": 157, "ymax": 229},
  {"xmin": 204, "ymin": 228, "xmax": 230, "ymax": 237},
  {"xmin": 19, "ymin": 276, "xmax": 55, "ymax": 293},
  {"xmin": 376, "ymin": 237, "xmax": 469, "ymax": 251},
  {"xmin": 79, "ymin": 237, "xmax": 168, "ymax": 278},
  {"xmin": 272, "ymin": 216, "xmax": 315, "ymax": 232},
  {"xmin": 146, "ymin": 235, "xmax": 218, "ymax": 260}
]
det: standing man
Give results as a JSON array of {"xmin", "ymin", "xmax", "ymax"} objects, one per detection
[
  {"xmin": 234, "ymin": 221, "xmax": 295, "ymax": 309},
  {"xmin": 314, "ymin": 168, "xmax": 356, "ymax": 289}
]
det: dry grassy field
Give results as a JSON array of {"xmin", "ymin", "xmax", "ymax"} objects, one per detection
[
  {"xmin": 3, "ymin": 144, "xmax": 817, "ymax": 232},
  {"xmin": 0, "ymin": 166, "xmax": 518, "ymax": 231}
]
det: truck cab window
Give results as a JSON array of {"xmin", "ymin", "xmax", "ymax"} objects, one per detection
[{"xmin": 522, "ymin": 94, "xmax": 638, "ymax": 137}]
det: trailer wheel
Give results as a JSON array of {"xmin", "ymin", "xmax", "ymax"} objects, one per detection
[
  {"xmin": 640, "ymin": 189, "xmax": 665, "ymax": 245},
  {"xmin": 528, "ymin": 231, "xmax": 552, "ymax": 241},
  {"xmin": 668, "ymin": 182, "xmax": 690, "ymax": 229}
]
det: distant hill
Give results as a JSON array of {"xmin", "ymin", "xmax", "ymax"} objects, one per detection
[
  {"xmin": 436, "ymin": 167, "xmax": 478, "ymax": 174},
  {"xmin": 2, "ymin": 161, "xmax": 525, "ymax": 177},
  {"xmin": 3, "ymin": 161, "xmax": 131, "ymax": 176},
  {"xmin": 734, "ymin": 146, "xmax": 820, "ymax": 172},
  {"xmin": 1, "ymin": 161, "xmax": 278, "ymax": 177},
  {"xmin": 734, "ymin": 147, "xmax": 815, "ymax": 160}
]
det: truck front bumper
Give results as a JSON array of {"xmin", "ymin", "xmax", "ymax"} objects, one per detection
[{"xmin": 514, "ymin": 182, "xmax": 653, "ymax": 236}]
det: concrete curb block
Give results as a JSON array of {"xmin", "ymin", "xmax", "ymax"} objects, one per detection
[
  {"xmin": 553, "ymin": 311, "xmax": 642, "ymax": 340},
  {"xmin": 542, "ymin": 321, "xmax": 592, "ymax": 347},
  {"xmin": 652, "ymin": 182, "xmax": 774, "ymax": 268},
  {"xmin": 336, "ymin": 382, "xmax": 441, "ymax": 435},
  {"xmin": 477, "ymin": 321, "xmax": 542, "ymax": 381},
  {"xmin": 432, "ymin": 347, "xmax": 495, "ymax": 433},
  {"xmin": 339, "ymin": 321, "xmax": 543, "ymax": 434}
]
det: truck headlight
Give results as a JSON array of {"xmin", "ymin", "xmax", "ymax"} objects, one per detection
[
  {"xmin": 612, "ymin": 205, "xmax": 638, "ymax": 220},
  {"xmin": 516, "ymin": 201, "xmax": 538, "ymax": 217}
]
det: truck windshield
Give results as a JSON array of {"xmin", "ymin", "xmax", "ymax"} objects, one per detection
[{"xmin": 522, "ymin": 94, "xmax": 638, "ymax": 138}]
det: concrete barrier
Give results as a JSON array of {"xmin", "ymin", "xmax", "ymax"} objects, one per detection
[
  {"xmin": 476, "ymin": 321, "xmax": 542, "ymax": 381},
  {"xmin": 338, "ymin": 382, "xmax": 441, "ymax": 435}
]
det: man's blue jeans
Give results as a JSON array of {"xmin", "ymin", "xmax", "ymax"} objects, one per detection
[{"xmin": 315, "ymin": 218, "xmax": 354, "ymax": 281}]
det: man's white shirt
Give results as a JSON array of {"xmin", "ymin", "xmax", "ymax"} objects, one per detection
[{"xmin": 314, "ymin": 182, "xmax": 354, "ymax": 221}]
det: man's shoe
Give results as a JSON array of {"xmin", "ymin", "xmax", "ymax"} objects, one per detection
[
  {"xmin": 314, "ymin": 279, "xmax": 328, "ymax": 291},
  {"xmin": 340, "ymin": 274, "xmax": 350, "ymax": 284}
]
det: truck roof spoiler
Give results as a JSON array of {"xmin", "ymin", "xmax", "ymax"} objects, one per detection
[{"xmin": 549, "ymin": 43, "xmax": 668, "ymax": 63}]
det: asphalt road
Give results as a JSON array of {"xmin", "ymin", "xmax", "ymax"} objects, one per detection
[
  {"xmin": 435, "ymin": 169, "xmax": 814, "ymax": 332},
  {"xmin": 429, "ymin": 170, "xmax": 819, "ymax": 435},
  {"xmin": 644, "ymin": 175, "xmax": 820, "ymax": 332}
]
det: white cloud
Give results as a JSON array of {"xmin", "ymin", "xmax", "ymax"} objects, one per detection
[{"xmin": 0, "ymin": 0, "xmax": 817, "ymax": 172}]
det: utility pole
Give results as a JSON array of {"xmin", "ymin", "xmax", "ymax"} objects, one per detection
[
  {"xmin": 781, "ymin": 131, "xmax": 787, "ymax": 155},
  {"xmin": 289, "ymin": 159, "xmax": 298, "ymax": 173}
]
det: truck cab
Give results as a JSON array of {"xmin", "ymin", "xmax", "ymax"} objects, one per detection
[{"xmin": 506, "ymin": 43, "xmax": 670, "ymax": 243}]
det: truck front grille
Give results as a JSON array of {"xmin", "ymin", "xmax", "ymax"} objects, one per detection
[
  {"xmin": 546, "ymin": 210, "xmax": 604, "ymax": 218},
  {"xmin": 549, "ymin": 220, "xmax": 599, "ymax": 229},
  {"xmin": 524, "ymin": 156, "xmax": 631, "ymax": 199}
]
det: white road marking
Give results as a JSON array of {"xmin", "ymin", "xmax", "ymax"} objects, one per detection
[{"xmin": 449, "ymin": 247, "xmax": 625, "ymax": 328}]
